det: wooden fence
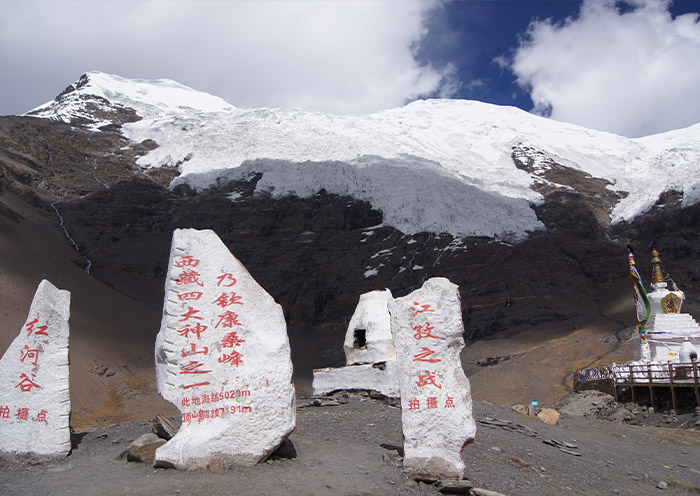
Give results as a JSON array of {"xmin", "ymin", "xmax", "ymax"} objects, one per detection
[{"xmin": 574, "ymin": 360, "xmax": 700, "ymax": 410}]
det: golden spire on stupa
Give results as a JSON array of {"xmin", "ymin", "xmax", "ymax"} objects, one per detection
[{"xmin": 651, "ymin": 249, "xmax": 665, "ymax": 285}]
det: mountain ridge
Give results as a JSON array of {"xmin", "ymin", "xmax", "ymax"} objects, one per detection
[
  {"xmin": 1, "ymin": 72, "xmax": 699, "ymax": 425},
  {"xmin": 23, "ymin": 72, "xmax": 700, "ymax": 239}
]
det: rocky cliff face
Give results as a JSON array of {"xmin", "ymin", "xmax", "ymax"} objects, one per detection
[
  {"xmin": 3, "ymin": 107, "xmax": 698, "ymax": 381},
  {"xmin": 3, "ymin": 71, "xmax": 700, "ymax": 396}
]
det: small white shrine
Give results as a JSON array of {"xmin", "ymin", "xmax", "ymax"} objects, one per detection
[
  {"xmin": 312, "ymin": 289, "xmax": 400, "ymax": 397},
  {"xmin": 639, "ymin": 250, "xmax": 700, "ymax": 363}
]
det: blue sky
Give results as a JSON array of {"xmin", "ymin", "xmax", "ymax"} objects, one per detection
[{"xmin": 1, "ymin": 0, "xmax": 699, "ymax": 137}]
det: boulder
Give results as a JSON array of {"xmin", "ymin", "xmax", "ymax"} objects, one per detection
[
  {"xmin": 154, "ymin": 229, "xmax": 296, "ymax": 469},
  {"xmin": 0, "ymin": 280, "xmax": 71, "ymax": 457},
  {"xmin": 126, "ymin": 433, "xmax": 166, "ymax": 462},
  {"xmin": 388, "ymin": 277, "xmax": 476, "ymax": 480},
  {"xmin": 537, "ymin": 408, "xmax": 560, "ymax": 426}
]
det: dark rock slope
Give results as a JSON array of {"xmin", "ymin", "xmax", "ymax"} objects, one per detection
[{"xmin": 1, "ymin": 113, "xmax": 698, "ymax": 379}]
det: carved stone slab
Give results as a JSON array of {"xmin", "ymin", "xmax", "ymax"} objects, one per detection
[
  {"xmin": 0, "ymin": 280, "xmax": 71, "ymax": 456},
  {"xmin": 388, "ymin": 277, "xmax": 475, "ymax": 479},
  {"xmin": 154, "ymin": 228, "xmax": 295, "ymax": 469}
]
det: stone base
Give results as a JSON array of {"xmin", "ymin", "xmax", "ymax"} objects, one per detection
[{"xmin": 312, "ymin": 361, "xmax": 399, "ymax": 397}]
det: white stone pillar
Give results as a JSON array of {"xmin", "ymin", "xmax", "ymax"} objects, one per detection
[
  {"xmin": 0, "ymin": 280, "xmax": 71, "ymax": 456},
  {"xmin": 389, "ymin": 277, "xmax": 475, "ymax": 480},
  {"xmin": 154, "ymin": 228, "xmax": 296, "ymax": 469}
]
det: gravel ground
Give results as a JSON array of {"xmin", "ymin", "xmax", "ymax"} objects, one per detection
[{"xmin": 1, "ymin": 394, "xmax": 699, "ymax": 496}]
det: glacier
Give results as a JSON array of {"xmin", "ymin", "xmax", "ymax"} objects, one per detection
[{"xmin": 27, "ymin": 71, "xmax": 700, "ymax": 240}]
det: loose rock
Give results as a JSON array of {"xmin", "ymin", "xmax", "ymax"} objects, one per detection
[{"xmin": 126, "ymin": 433, "xmax": 166, "ymax": 462}]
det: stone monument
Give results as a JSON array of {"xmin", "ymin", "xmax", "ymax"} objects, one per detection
[
  {"xmin": 0, "ymin": 280, "xmax": 71, "ymax": 456},
  {"xmin": 312, "ymin": 289, "xmax": 399, "ymax": 397},
  {"xmin": 388, "ymin": 277, "xmax": 475, "ymax": 480},
  {"xmin": 154, "ymin": 228, "xmax": 296, "ymax": 469}
]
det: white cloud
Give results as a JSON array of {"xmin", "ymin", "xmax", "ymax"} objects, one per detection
[
  {"xmin": 506, "ymin": 0, "xmax": 700, "ymax": 137},
  {"xmin": 0, "ymin": 0, "xmax": 454, "ymax": 116}
]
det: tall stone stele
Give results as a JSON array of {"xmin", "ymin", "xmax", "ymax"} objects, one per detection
[
  {"xmin": 0, "ymin": 280, "xmax": 71, "ymax": 456},
  {"xmin": 389, "ymin": 277, "xmax": 475, "ymax": 480},
  {"xmin": 154, "ymin": 228, "xmax": 296, "ymax": 469}
]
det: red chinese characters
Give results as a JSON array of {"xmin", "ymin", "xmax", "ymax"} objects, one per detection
[
  {"xmin": 213, "ymin": 292, "xmax": 243, "ymax": 308},
  {"xmin": 216, "ymin": 273, "xmax": 237, "ymax": 287},
  {"xmin": 407, "ymin": 301, "xmax": 452, "ymax": 411},
  {"xmin": 411, "ymin": 302, "xmax": 435, "ymax": 317},
  {"xmin": 215, "ymin": 311, "xmax": 242, "ymax": 328},
  {"xmin": 218, "ymin": 350, "xmax": 243, "ymax": 367},
  {"xmin": 172, "ymin": 254, "xmax": 249, "ymax": 392},
  {"xmin": 20, "ymin": 345, "xmax": 43, "ymax": 366},
  {"xmin": 24, "ymin": 318, "xmax": 48, "ymax": 337},
  {"xmin": 178, "ymin": 291, "xmax": 203, "ymax": 301},
  {"xmin": 221, "ymin": 332, "xmax": 245, "ymax": 348},
  {"xmin": 15, "ymin": 373, "xmax": 41, "ymax": 392},
  {"xmin": 181, "ymin": 343, "xmax": 209, "ymax": 357},
  {"xmin": 180, "ymin": 361, "xmax": 212, "ymax": 375},
  {"xmin": 416, "ymin": 370, "xmax": 442, "ymax": 389},
  {"xmin": 176, "ymin": 269, "xmax": 204, "ymax": 287},
  {"xmin": 180, "ymin": 306, "xmax": 203, "ymax": 322},
  {"xmin": 413, "ymin": 322, "xmax": 441, "ymax": 340},
  {"xmin": 177, "ymin": 323, "xmax": 207, "ymax": 340},
  {"xmin": 413, "ymin": 347, "xmax": 441, "ymax": 363},
  {"xmin": 175, "ymin": 255, "xmax": 200, "ymax": 268}
]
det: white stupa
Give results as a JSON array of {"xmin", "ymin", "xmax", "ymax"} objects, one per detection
[{"xmin": 641, "ymin": 250, "xmax": 700, "ymax": 363}]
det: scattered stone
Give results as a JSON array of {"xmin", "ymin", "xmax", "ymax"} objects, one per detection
[
  {"xmin": 0, "ymin": 280, "xmax": 72, "ymax": 457},
  {"xmin": 537, "ymin": 408, "xmax": 560, "ymax": 425},
  {"xmin": 478, "ymin": 417, "xmax": 538, "ymax": 437},
  {"xmin": 126, "ymin": 433, "xmax": 166, "ymax": 462},
  {"xmin": 380, "ymin": 443, "xmax": 405, "ymax": 457},
  {"xmin": 389, "ymin": 278, "xmax": 476, "ymax": 480},
  {"xmin": 658, "ymin": 480, "xmax": 668, "ymax": 490},
  {"xmin": 304, "ymin": 396, "xmax": 344, "ymax": 407},
  {"xmin": 471, "ymin": 488, "xmax": 508, "ymax": 496},
  {"xmin": 476, "ymin": 353, "xmax": 526, "ymax": 367},
  {"xmin": 512, "ymin": 404, "xmax": 537, "ymax": 417},
  {"xmin": 559, "ymin": 448, "xmax": 583, "ymax": 457},
  {"xmin": 543, "ymin": 439, "xmax": 578, "ymax": 450},
  {"xmin": 152, "ymin": 414, "xmax": 179, "ymax": 440},
  {"xmin": 435, "ymin": 479, "xmax": 473, "ymax": 494},
  {"xmin": 268, "ymin": 439, "xmax": 296, "ymax": 460},
  {"xmin": 509, "ymin": 456, "xmax": 537, "ymax": 472},
  {"xmin": 154, "ymin": 229, "xmax": 296, "ymax": 469}
]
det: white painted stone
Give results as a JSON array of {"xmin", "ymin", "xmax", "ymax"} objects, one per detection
[
  {"xmin": 641, "ymin": 278, "xmax": 700, "ymax": 363},
  {"xmin": 312, "ymin": 361, "xmax": 399, "ymax": 397},
  {"xmin": 0, "ymin": 280, "xmax": 71, "ymax": 456},
  {"xmin": 154, "ymin": 228, "xmax": 295, "ymax": 469},
  {"xmin": 388, "ymin": 277, "xmax": 476, "ymax": 479},
  {"xmin": 679, "ymin": 340, "xmax": 698, "ymax": 363},
  {"xmin": 343, "ymin": 289, "xmax": 395, "ymax": 365},
  {"xmin": 312, "ymin": 289, "xmax": 399, "ymax": 397}
]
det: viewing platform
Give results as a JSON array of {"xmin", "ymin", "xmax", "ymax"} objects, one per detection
[{"xmin": 574, "ymin": 361, "xmax": 700, "ymax": 411}]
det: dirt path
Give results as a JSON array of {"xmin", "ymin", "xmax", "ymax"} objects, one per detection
[{"xmin": 1, "ymin": 396, "xmax": 699, "ymax": 496}]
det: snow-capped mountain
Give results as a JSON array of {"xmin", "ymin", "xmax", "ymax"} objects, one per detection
[
  {"xmin": 28, "ymin": 72, "xmax": 700, "ymax": 241},
  {"xmin": 4, "ymin": 71, "xmax": 700, "ymax": 381}
]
